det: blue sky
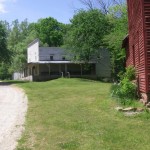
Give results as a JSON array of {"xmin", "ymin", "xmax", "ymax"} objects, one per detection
[{"xmin": 0, "ymin": 0, "xmax": 85, "ymax": 24}]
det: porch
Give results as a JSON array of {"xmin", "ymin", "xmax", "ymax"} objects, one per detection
[{"xmin": 24, "ymin": 62, "xmax": 96, "ymax": 81}]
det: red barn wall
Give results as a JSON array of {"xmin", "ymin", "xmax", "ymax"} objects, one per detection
[
  {"xmin": 127, "ymin": 0, "xmax": 147, "ymax": 93},
  {"xmin": 144, "ymin": 0, "xmax": 150, "ymax": 93}
]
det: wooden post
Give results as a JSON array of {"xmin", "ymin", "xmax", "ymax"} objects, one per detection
[
  {"xmin": 65, "ymin": 64, "xmax": 67, "ymax": 73},
  {"xmin": 80, "ymin": 64, "xmax": 82, "ymax": 76},
  {"xmin": 37, "ymin": 64, "xmax": 40, "ymax": 76},
  {"xmin": 59, "ymin": 64, "xmax": 61, "ymax": 73},
  {"xmin": 49, "ymin": 64, "xmax": 51, "ymax": 75}
]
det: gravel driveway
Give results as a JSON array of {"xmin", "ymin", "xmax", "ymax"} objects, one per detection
[{"xmin": 0, "ymin": 82, "xmax": 28, "ymax": 150}]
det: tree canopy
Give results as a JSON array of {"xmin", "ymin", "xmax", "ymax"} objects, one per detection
[
  {"xmin": 104, "ymin": 4, "xmax": 128, "ymax": 79},
  {"xmin": 0, "ymin": 22, "xmax": 10, "ymax": 63},
  {"xmin": 36, "ymin": 17, "xmax": 65, "ymax": 47},
  {"xmin": 64, "ymin": 9, "xmax": 112, "ymax": 62}
]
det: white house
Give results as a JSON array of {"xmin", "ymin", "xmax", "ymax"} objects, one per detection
[{"xmin": 14, "ymin": 39, "xmax": 111, "ymax": 81}]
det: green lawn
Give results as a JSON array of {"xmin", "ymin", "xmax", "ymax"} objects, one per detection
[{"xmin": 15, "ymin": 78, "xmax": 150, "ymax": 150}]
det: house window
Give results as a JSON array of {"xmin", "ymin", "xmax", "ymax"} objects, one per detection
[
  {"xmin": 50, "ymin": 55, "xmax": 53, "ymax": 61},
  {"xmin": 62, "ymin": 56, "xmax": 65, "ymax": 60}
]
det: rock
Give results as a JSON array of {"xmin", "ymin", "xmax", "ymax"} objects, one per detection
[
  {"xmin": 146, "ymin": 102, "xmax": 150, "ymax": 108},
  {"xmin": 124, "ymin": 112, "xmax": 140, "ymax": 116},
  {"xmin": 115, "ymin": 107, "xmax": 123, "ymax": 111},
  {"xmin": 102, "ymin": 78, "xmax": 110, "ymax": 82},
  {"xmin": 146, "ymin": 108, "xmax": 150, "ymax": 111},
  {"xmin": 136, "ymin": 108, "xmax": 144, "ymax": 112},
  {"xmin": 122, "ymin": 107, "xmax": 136, "ymax": 112}
]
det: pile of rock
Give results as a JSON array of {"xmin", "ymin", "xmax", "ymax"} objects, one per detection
[
  {"xmin": 146, "ymin": 102, "xmax": 150, "ymax": 108},
  {"xmin": 115, "ymin": 107, "xmax": 144, "ymax": 116}
]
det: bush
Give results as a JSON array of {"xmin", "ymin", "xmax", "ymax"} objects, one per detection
[
  {"xmin": 111, "ymin": 66, "xmax": 137, "ymax": 105},
  {"xmin": 118, "ymin": 66, "xmax": 136, "ymax": 80}
]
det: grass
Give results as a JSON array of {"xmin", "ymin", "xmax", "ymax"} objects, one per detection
[{"xmin": 11, "ymin": 78, "xmax": 150, "ymax": 150}]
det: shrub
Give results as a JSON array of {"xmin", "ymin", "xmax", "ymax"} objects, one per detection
[
  {"xmin": 118, "ymin": 65, "xmax": 136, "ymax": 80},
  {"xmin": 111, "ymin": 66, "xmax": 137, "ymax": 105}
]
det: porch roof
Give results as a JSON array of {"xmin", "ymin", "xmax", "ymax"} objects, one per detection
[{"xmin": 28, "ymin": 61, "xmax": 96, "ymax": 64}]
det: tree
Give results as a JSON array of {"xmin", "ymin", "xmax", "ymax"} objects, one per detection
[
  {"xmin": 104, "ymin": 4, "xmax": 128, "ymax": 79},
  {"xmin": 78, "ymin": 0, "xmax": 125, "ymax": 14},
  {"xmin": 36, "ymin": 17, "xmax": 64, "ymax": 47},
  {"xmin": 0, "ymin": 22, "xmax": 10, "ymax": 63},
  {"xmin": 7, "ymin": 19, "xmax": 38, "ymax": 72},
  {"xmin": 64, "ymin": 9, "xmax": 111, "ymax": 62}
]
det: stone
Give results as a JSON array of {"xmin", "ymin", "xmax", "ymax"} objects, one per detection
[
  {"xmin": 122, "ymin": 107, "xmax": 136, "ymax": 112},
  {"xmin": 102, "ymin": 78, "xmax": 110, "ymax": 82},
  {"xmin": 124, "ymin": 112, "xmax": 140, "ymax": 116},
  {"xmin": 136, "ymin": 108, "xmax": 144, "ymax": 112},
  {"xmin": 146, "ymin": 102, "xmax": 150, "ymax": 108},
  {"xmin": 115, "ymin": 107, "xmax": 123, "ymax": 111},
  {"xmin": 140, "ymin": 99, "xmax": 147, "ymax": 105}
]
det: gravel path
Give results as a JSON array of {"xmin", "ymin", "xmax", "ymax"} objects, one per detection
[{"xmin": 0, "ymin": 82, "xmax": 28, "ymax": 150}]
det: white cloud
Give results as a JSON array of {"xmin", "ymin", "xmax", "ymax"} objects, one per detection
[
  {"xmin": 0, "ymin": 3, "xmax": 7, "ymax": 13},
  {"xmin": 0, "ymin": 0, "xmax": 17, "ymax": 14}
]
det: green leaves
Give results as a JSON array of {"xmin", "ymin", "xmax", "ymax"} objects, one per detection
[
  {"xmin": 64, "ymin": 9, "xmax": 111, "ymax": 62},
  {"xmin": 0, "ymin": 22, "xmax": 10, "ymax": 63},
  {"xmin": 111, "ymin": 66, "xmax": 137, "ymax": 104},
  {"xmin": 37, "ymin": 17, "xmax": 64, "ymax": 47},
  {"xmin": 104, "ymin": 4, "xmax": 128, "ymax": 79}
]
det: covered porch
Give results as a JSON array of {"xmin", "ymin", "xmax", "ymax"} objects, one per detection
[{"xmin": 24, "ymin": 62, "xmax": 96, "ymax": 81}]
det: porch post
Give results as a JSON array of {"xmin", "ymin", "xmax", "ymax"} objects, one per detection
[
  {"xmin": 65, "ymin": 64, "xmax": 67, "ymax": 73},
  {"xmin": 22, "ymin": 70, "xmax": 24, "ymax": 78},
  {"xmin": 59, "ymin": 64, "xmax": 61, "ymax": 73},
  {"xmin": 27, "ymin": 67, "xmax": 30, "ymax": 76},
  {"xmin": 37, "ymin": 64, "xmax": 40, "ymax": 76},
  {"xmin": 80, "ymin": 64, "xmax": 83, "ymax": 76},
  {"xmin": 49, "ymin": 64, "xmax": 51, "ymax": 75},
  {"xmin": 30, "ymin": 67, "xmax": 33, "ymax": 75}
]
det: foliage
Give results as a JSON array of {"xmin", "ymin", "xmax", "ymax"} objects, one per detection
[
  {"xmin": 119, "ymin": 65, "xmax": 136, "ymax": 80},
  {"xmin": 7, "ymin": 19, "xmax": 33, "ymax": 72},
  {"xmin": 36, "ymin": 17, "xmax": 64, "ymax": 47},
  {"xmin": 104, "ymin": 4, "xmax": 128, "ymax": 79},
  {"xmin": 0, "ymin": 62, "xmax": 11, "ymax": 79},
  {"xmin": 64, "ymin": 9, "xmax": 112, "ymax": 62},
  {"xmin": 0, "ymin": 22, "xmax": 11, "ymax": 63},
  {"xmin": 111, "ymin": 66, "xmax": 137, "ymax": 104}
]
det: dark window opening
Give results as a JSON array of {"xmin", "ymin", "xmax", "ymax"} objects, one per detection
[
  {"xmin": 50, "ymin": 55, "xmax": 53, "ymax": 60},
  {"xmin": 62, "ymin": 56, "xmax": 65, "ymax": 60}
]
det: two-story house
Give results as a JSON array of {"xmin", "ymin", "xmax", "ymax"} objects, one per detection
[{"xmin": 13, "ymin": 39, "xmax": 111, "ymax": 81}]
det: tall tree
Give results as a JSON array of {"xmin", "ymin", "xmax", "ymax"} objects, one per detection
[
  {"xmin": 104, "ymin": 4, "xmax": 128, "ymax": 79},
  {"xmin": 7, "ymin": 19, "xmax": 37, "ymax": 72},
  {"xmin": 78, "ymin": 0, "xmax": 125, "ymax": 13},
  {"xmin": 36, "ymin": 17, "xmax": 64, "ymax": 47},
  {"xmin": 64, "ymin": 9, "xmax": 111, "ymax": 62},
  {"xmin": 8, "ymin": 19, "xmax": 21, "ymax": 49},
  {"xmin": 0, "ymin": 22, "xmax": 10, "ymax": 63}
]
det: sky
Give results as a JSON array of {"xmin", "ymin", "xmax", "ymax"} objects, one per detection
[{"xmin": 0, "ymin": 0, "xmax": 85, "ymax": 24}]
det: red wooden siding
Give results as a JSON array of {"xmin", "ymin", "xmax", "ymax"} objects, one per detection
[
  {"xmin": 127, "ymin": 0, "xmax": 147, "ymax": 93},
  {"xmin": 144, "ymin": 0, "xmax": 150, "ymax": 92}
]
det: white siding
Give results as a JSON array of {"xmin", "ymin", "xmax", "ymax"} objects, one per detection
[
  {"xmin": 96, "ymin": 49, "xmax": 111, "ymax": 78},
  {"xmin": 39, "ymin": 47, "xmax": 67, "ymax": 61},
  {"xmin": 27, "ymin": 39, "xmax": 39, "ymax": 63}
]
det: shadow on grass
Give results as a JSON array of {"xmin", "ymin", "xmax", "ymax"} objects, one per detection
[
  {"xmin": 0, "ymin": 80, "xmax": 29, "ymax": 86},
  {"xmin": 75, "ymin": 77, "xmax": 111, "ymax": 83}
]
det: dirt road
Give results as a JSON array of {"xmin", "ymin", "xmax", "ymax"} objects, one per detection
[{"xmin": 0, "ymin": 82, "xmax": 28, "ymax": 150}]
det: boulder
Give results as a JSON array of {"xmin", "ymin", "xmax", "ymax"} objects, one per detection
[
  {"xmin": 146, "ymin": 102, "xmax": 150, "ymax": 108},
  {"xmin": 122, "ymin": 107, "xmax": 136, "ymax": 112},
  {"xmin": 115, "ymin": 107, "xmax": 123, "ymax": 111}
]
